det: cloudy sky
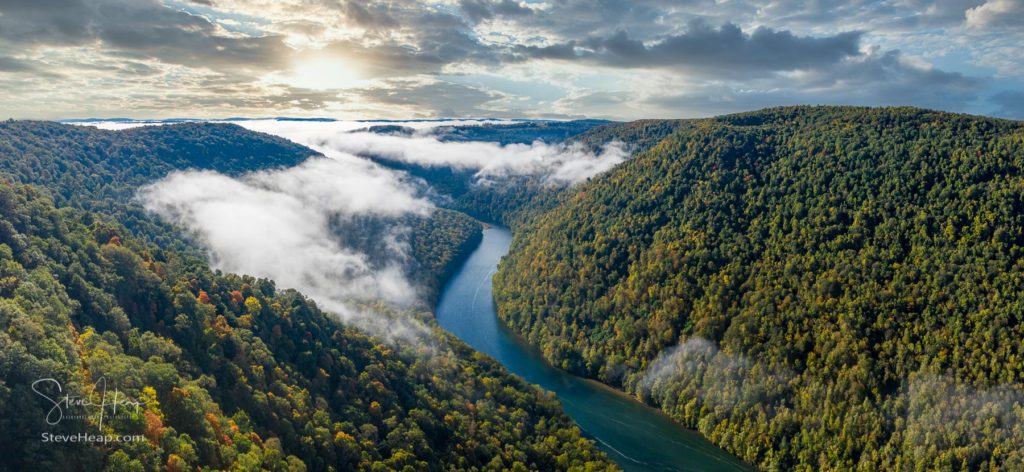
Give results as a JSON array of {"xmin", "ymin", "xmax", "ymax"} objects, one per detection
[{"xmin": 2, "ymin": 0, "xmax": 1022, "ymax": 120}]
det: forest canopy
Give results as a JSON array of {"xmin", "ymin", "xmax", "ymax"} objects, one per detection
[
  {"xmin": 0, "ymin": 122, "xmax": 616, "ymax": 471},
  {"xmin": 494, "ymin": 106, "xmax": 1024, "ymax": 471}
]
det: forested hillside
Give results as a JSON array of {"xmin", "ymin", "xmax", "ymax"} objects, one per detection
[
  {"xmin": 408, "ymin": 208, "xmax": 483, "ymax": 296},
  {"xmin": 0, "ymin": 121, "xmax": 314, "ymax": 247},
  {"xmin": 433, "ymin": 120, "xmax": 612, "ymax": 145},
  {"xmin": 439, "ymin": 119, "xmax": 682, "ymax": 226},
  {"xmin": 356, "ymin": 120, "xmax": 610, "ymax": 145},
  {"xmin": 0, "ymin": 122, "xmax": 616, "ymax": 471},
  {"xmin": 494, "ymin": 106, "xmax": 1024, "ymax": 471},
  {"xmin": 0, "ymin": 184, "xmax": 612, "ymax": 471},
  {"xmin": 574, "ymin": 119, "xmax": 687, "ymax": 155},
  {"xmin": 0, "ymin": 121, "xmax": 482, "ymax": 300}
]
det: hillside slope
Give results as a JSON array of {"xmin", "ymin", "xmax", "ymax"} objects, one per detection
[
  {"xmin": 0, "ymin": 122, "xmax": 617, "ymax": 471},
  {"xmin": 0, "ymin": 184, "xmax": 613, "ymax": 471},
  {"xmin": 494, "ymin": 106, "xmax": 1024, "ymax": 470},
  {"xmin": 0, "ymin": 121, "xmax": 314, "ymax": 245},
  {"xmin": 0, "ymin": 121, "xmax": 481, "ymax": 300}
]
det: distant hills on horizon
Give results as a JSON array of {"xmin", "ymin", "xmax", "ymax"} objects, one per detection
[{"xmin": 58, "ymin": 116, "xmax": 617, "ymax": 125}]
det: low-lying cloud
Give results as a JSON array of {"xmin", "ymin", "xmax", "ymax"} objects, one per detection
[
  {"xmin": 903, "ymin": 373, "xmax": 1024, "ymax": 465},
  {"xmin": 323, "ymin": 131, "xmax": 626, "ymax": 184},
  {"xmin": 639, "ymin": 338, "xmax": 793, "ymax": 411},
  {"xmin": 139, "ymin": 153, "xmax": 435, "ymax": 343},
  {"xmin": 234, "ymin": 119, "xmax": 627, "ymax": 185},
  {"xmin": 639, "ymin": 337, "xmax": 1024, "ymax": 464},
  {"xmin": 134, "ymin": 118, "xmax": 623, "ymax": 345}
]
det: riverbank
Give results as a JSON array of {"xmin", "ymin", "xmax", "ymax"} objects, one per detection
[{"xmin": 435, "ymin": 227, "xmax": 752, "ymax": 472}]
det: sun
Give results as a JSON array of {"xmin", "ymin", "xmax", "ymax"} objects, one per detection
[{"xmin": 283, "ymin": 55, "xmax": 364, "ymax": 90}]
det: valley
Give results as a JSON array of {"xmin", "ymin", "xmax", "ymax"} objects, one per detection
[{"xmin": 2, "ymin": 107, "xmax": 1022, "ymax": 471}]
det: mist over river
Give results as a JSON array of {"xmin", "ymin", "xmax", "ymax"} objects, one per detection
[{"xmin": 435, "ymin": 227, "xmax": 752, "ymax": 472}]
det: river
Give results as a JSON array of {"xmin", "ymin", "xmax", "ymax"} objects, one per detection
[{"xmin": 435, "ymin": 227, "xmax": 753, "ymax": 472}]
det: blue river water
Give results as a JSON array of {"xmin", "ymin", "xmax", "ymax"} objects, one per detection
[{"xmin": 435, "ymin": 227, "xmax": 753, "ymax": 472}]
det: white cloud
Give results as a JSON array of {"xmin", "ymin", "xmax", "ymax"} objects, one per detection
[
  {"xmin": 134, "ymin": 118, "xmax": 621, "ymax": 344},
  {"xmin": 235, "ymin": 118, "xmax": 513, "ymax": 136},
  {"xmin": 326, "ymin": 131, "xmax": 626, "ymax": 183},
  {"xmin": 640, "ymin": 337, "xmax": 793, "ymax": 410},
  {"xmin": 236, "ymin": 119, "xmax": 627, "ymax": 184},
  {"xmin": 903, "ymin": 373, "xmax": 1024, "ymax": 463},
  {"xmin": 966, "ymin": 0, "xmax": 1024, "ymax": 28},
  {"xmin": 139, "ymin": 154, "xmax": 435, "ymax": 343},
  {"xmin": 0, "ymin": 0, "xmax": 1018, "ymax": 119}
]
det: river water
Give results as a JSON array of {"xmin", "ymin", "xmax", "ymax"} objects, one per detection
[{"xmin": 435, "ymin": 227, "xmax": 753, "ymax": 472}]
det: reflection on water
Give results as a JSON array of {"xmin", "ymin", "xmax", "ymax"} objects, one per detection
[{"xmin": 435, "ymin": 227, "xmax": 752, "ymax": 472}]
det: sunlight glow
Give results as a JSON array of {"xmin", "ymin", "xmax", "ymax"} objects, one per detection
[{"xmin": 283, "ymin": 56, "xmax": 364, "ymax": 90}]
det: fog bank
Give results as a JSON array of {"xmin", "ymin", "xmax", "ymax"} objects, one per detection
[
  {"xmin": 140, "ymin": 154, "xmax": 435, "ymax": 343},
  {"xmin": 233, "ymin": 119, "xmax": 627, "ymax": 185}
]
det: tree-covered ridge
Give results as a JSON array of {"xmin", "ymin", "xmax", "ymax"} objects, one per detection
[
  {"xmin": 0, "ymin": 183, "xmax": 615, "ymax": 471},
  {"xmin": 353, "ymin": 120, "xmax": 611, "ymax": 145},
  {"xmin": 434, "ymin": 120, "xmax": 613, "ymax": 145},
  {"xmin": 426, "ymin": 119, "xmax": 682, "ymax": 226},
  {"xmin": 409, "ymin": 208, "xmax": 483, "ymax": 297},
  {"xmin": 573, "ymin": 119, "xmax": 689, "ymax": 155},
  {"xmin": 0, "ymin": 121, "xmax": 483, "ymax": 302},
  {"xmin": 0, "ymin": 121, "xmax": 316, "ymax": 248},
  {"xmin": 0, "ymin": 121, "xmax": 316, "ymax": 202},
  {"xmin": 0, "ymin": 121, "xmax": 614, "ymax": 470},
  {"xmin": 494, "ymin": 106, "xmax": 1024, "ymax": 471}
]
